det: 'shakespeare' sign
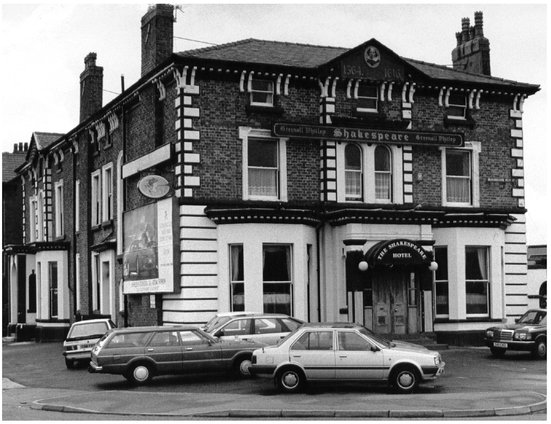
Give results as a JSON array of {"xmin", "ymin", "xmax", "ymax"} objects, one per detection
[{"xmin": 273, "ymin": 123, "xmax": 464, "ymax": 147}]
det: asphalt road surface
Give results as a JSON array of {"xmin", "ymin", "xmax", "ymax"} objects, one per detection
[{"xmin": 2, "ymin": 341, "xmax": 546, "ymax": 396}]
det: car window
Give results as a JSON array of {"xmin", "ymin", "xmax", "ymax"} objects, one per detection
[
  {"xmin": 68, "ymin": 322, "xmax": 109, "ymax": 338},
  {"xmin": 205, "ymin": 316, "xmax": 232, "ymax": 333},
  {"xmin": 291, "ymin": 331, "xmax": 333, "ymax": 350},
  {"xmin": 281, "ymin": 318, "xmax": 302, "ymax": 332},
  {"xmin": 519, "ymin": 310, "xmax": 546, "ymax": 324},
  {"xmin": 254, "ymin": 318, "xmax": 282, "ymax": 334},
  {"xmin": 149, "ymin": 331, "xmax": 180, "ymax": 347},
  {"xmin": 220, "ymin": 319, "xmax": 252, "ymax": 336},
  {"xmin": 338, "ymin": 331, "xmax": 372, "ymax": 351},
  {"xmin": 179, "ymin": 330, "xmax": 209, "ymax": 345},
  {"xmin": 107, "ymin": 332, "xmax": 150, "ymax": 348},
  {"xmin": 357, "ymin": 326, "xmax": 391, "ymax": 347}
]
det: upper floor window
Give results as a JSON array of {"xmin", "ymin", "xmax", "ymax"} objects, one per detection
[
  {"xmin": 102, "ymin": 164, "xmax": 113, "ymax": 222},
  {"xmin": 250, "ymin": 78, "xmax": 274, "ymax": 107},
  {"xmin": 240, "ymin": 127, "xmax": 287, "ymax": 202},
  {"xmin": 445, "ymin": 150, "xmax": 471, "ymax": 204},
  {"xmin": 356, "ymin": 83, "xmax": 378, "ymax": 112},
  {"xmin": 447, "ymin": 93, "xmax": 467, "ymax": 120},
  {"xmin": 374, "ymin": 146, "xmax": 392, "ymax": 201},
  {"xmin": 54, "ymin": 180, "xmax": 64, "ymax": 237},
  {"xmin": 91, "ymin": 170, "xmax": 101, "ymax": 227},
  {"xmin": 345, "ymin": 144, "xmax": 363, "ymax": 200}
]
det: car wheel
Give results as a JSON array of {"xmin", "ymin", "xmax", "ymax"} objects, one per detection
[
  {"xmin": 233, "ymin": 355, "xmax": 252, "ymax": 378},
  {"xmin": 65, "ymin": 358, "xmax": 76, "ymax": 369},
  {"xmin": 126, "ymin": 363, "xmax": 153, "ymax": 385},
  {"xmin": 276, "ymin": 367, "xmax": 305, "ymax": 393},
  {"xmin": 490, "ymin": 347, "xmax": 506, "ymax": 357},
  {"xmin": 390, "ymin": 365, "xmax": 419, "ymax": 394},
  {"xmin": 532, "ymin": 339, "xmax": 546, "ymax": 359}
]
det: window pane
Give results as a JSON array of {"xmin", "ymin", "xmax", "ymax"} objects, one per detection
[
  {"xmin": 263, "ymin": 245, "xmax": 290, "ymax": 281},
  {"xmin": 449, "ymin": 93, "xmax": 466, "ymax": 106},
  {"xmin": 465, "ymin": 247, "xmax": 488, "ymax": 280},
  {"xmin": 231, "ymin": 282, "xmax": 244, "ymax": 311},
  {"xmin": 435, "ymin": 282, "xmax": 449, "ymax": 315},
  {"xmin": 358, "ymin": 84, "xmax": 377, "ymax": 98},
  {"xmin": 249, "ymin": 168, "xmax": 277, "ymax": 197},
  {"xmin": 263, "ymin": 283, "xmax": 291, "ymax": 314},
  {"xmin": 179, "ymin": 331, "xmax": 206, "ymax": 345},
  {"xmin": 466, "ymin": 281, "xmax": 488, "ymax": 314},
  {"xmin": 446, "ymin": 151, "xmax": 470, "ymax": 176},
  {"xmin": 230, "ymin": 245, "xmax": 244, "ymax": 282},
  {"xmin": 251, "ymin": 92, "xmax": 273, "ymax": 104},
  {"xmin": 149, "ymin": 331, "xmax": 179, "ymax": 346},
  {"xmin": 345, "ymin": 171, "xmax": 362, "ymax": 198},
  {"xmin": 222, "ymin": 319, "xmax": 252, "ymax": 336},
  {"xmin": 375, "ymin": 173, "xmax": 391, "ymax": 200},
  {"xmin": 291, "ymin": 331, "xmax": 333, "ymax": 350},
  {"xmin": 345, "ymin": 145, "xmax": 361, "ymax": 169},
  {"xmin": 374, "ymin": 147, "xmax": 390, "ymax": 171},
  {"xmin": 254, "ymin": 318, "xmax": 283, "ymax": 334},
  {"xmin": 338, "ymin": 332, "xmax": 370, "ymax": 351},
  {"xmin": 434, "ymin": 247, "xmax": 448, "ymax": 281},
  {"xmin": 251, "ymin": 79, "xmax": 273, "ymax": 92},
  {"xmin": 248, "ymin": 139, "xmax": 277, "ymax": 167}
]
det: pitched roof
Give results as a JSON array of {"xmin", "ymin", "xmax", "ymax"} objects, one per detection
[
  {"xmin": 2, "ymin": 151, "xmax": 26, "ymax": 183},
  {"xmin": 33, "ymin": 132, "xmax": 64, "ymax": 150},
  {"xmin": 176, "ymin": 38, "xmax": 538, "ymax": 91}
]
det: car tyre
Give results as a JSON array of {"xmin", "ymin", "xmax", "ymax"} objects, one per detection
[
  {"xmin": 65, "ymin": 358, "xmax": 76, "ymax": 369},
  {"xmin": 276, "ymin": 367, "xmax": 305, "ymax": 393},
  {"xmin": 532, "ymin": 339, "xmax": 546, "ymax": 359},
  {"xmin": 125, "ymin": 362, "xmax": 153, "ymax": 385},
  {"xmin": 490, "ymin": 347, "xmax": 506, "ymax": 357},
  {"xmin": 233, "ymin": 355, "xmax": 252, "ymax": 378},
  {"xmin": 390, "ymin": 365, "xmax": 419, "ymax": 394}
]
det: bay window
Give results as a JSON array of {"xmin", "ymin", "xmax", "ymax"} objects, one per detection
[
  {"xmin": 263, "ymin": 244, "xmax": 293, "ymax": 315},
  {"xmin": 465, "ymin": 246, "xmax": 490, "ymax": 316},
  {"xmin": 433, "ymin": 247, "xmax": 449, "ymax": 316},
  {"xmin": 230, "ymin": 245, "xmax": 245, "ymax": 312}
]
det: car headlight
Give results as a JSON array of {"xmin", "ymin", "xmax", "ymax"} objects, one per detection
[
  {"xmin": 434, "ymin": 353, "xmax": 442, "ymax": 366},
  {"xmin": 486, "ymin": 330, "xmax": 494, "ymax": 338},
  {"xmin": 513, "ymin": 331, "xmax": 530, "ymax": 341}
]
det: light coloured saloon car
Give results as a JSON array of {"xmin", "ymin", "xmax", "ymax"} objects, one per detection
[
  {"xmin": 249, "ymin": 322, "xmax": 445, "ymax": 394},
  {"xmin": 63, "ymin": 318, "xmax": 116, "ymax": 369}
]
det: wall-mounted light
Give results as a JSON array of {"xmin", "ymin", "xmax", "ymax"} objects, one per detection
[
  {"xmin": 358, "ymin": 261, "xmax": 369, "ymax": 272},
  {"xmin": 429, "ymin": 261, "xmax": 439, "ymax": 272}
]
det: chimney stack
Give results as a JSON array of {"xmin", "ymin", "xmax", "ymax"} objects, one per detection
[
  {"xmin": 452, "ymin": 11, "xmax": 491, "ymax": 76},
  {"xmin": 141, "ymin": 4, "xmax": 174, "ymax": 76},
  {"xmin": 80, "ymin": 52, "xmax": 103, "ymax": 122}
]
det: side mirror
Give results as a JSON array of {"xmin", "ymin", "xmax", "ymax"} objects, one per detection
[
  {"xmin": 370, "ymin": 346, "xmax": 380, "ymax": 352},
  {"xmin": 515, "ymin": 318, "xmax": 520, "ymax": 323},
  {"xmin": 215, "ymin": 330, "xmax": 224, "ymax": 338}
]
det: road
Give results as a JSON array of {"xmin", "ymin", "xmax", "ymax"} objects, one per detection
[{"xmin": 2, "ymin": 340, "xmax": 547, "ymax": 419}]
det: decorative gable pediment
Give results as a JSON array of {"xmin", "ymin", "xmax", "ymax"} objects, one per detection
[{"xmin": 323, "ymin": 38, "xmax": 411, "ymax": 82}]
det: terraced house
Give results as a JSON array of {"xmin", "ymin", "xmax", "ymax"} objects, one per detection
[{"xmin": 4, "ymin": 5, "xmax": 539, "ymax": 344}]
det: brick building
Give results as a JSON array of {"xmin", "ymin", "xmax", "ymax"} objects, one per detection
[{"xmin": 5, "ymin": 5, "xmax": 539, "ymax": 344}]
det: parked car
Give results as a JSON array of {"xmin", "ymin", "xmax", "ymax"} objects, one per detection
[
  {"xmin": 485, "ymin": 308, "xmax": 547, "ymax": 359},
  {"xmin": 63, "ymin": 318, "xmax": 116, "ymax": 369},
  {"xmin": 206, "ymin": 313, "xmax": 304, "ymax": 345},
  {"xmin": 249, "ymin": 322, "xmax": 445, "ymax": 394},
  {"xmin": 88, "ymin": 325, "xmax": 264, "ymax": 384}
]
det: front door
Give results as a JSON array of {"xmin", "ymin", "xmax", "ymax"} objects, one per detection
[{"xmin": 372, "ymin": 270, "xmax": 408, "ymax": 334}]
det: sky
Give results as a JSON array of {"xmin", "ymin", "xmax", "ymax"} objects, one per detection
[{"xmin": 0, "ymin": 1, "xmax": 548, "ymax": 245}]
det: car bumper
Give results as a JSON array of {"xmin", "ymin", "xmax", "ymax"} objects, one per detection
[
  {"xmin": 249, "ymin": 364, "xmax": 277, "ymax": 377},
  {"xmin": 88, "ymin": 362, "xmax": 103, "ymax": 373},
  {"xmin": 421, "ymin": 362, "xmax": 445, "ymax": 380},
  {"xmin": 63, "ymin": 350, "xmax": 93, "ymax": 360},
  {"xmin": 485, "ymin": 339, "xmax": 537, "ymax": 351}
]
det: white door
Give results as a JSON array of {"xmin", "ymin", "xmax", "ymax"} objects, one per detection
[
  {"xmin": 335, "ymin": 330, "xmax": 385, "ymax": 380},
  {"xmin": 289, "ymin": 330, "xmax": 335, "ymax": 380}
]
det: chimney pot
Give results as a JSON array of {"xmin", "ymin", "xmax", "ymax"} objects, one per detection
[
  {"xmin": 19, "ymin": 142, "xmax": 23, "ymax": 152},
  {"xmin": 461, "ymin": 17, "xmax": 471, "ymax": 42},
  {"xmin": 13, "ymin": 143, "xmax": 17, "ymax": 153},
  {"xmin": 474, "ymin": 11, "xmax": 484, "ymax": 36}
]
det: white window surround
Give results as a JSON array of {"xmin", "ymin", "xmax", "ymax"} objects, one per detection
[
  {"xmin": 249, "ymin": 77, "xmax": 274, "ymax": 107},
  {"xmin": 447, "ymin": 93, "xmax": 467, "ymax": 120},
  {"xmin": 101, "ymin": 163, "xmax": 114, "ymax": 222},
  {"xmin": 54, "ymin": 180, "xmax": 64, "ymax": 237},
  {"xmin": 441, "ymin": 141, "xmax": 481, "ymax": 207},
  {"xmin": 91, "ymin": 170, "xmax": 101, "ymax": 226},
  {"xmin": 239, "ymin": 127, "xmax": 288, "ymax": 202},
  {"xmin": 336, "ymin": 142, "xmax": 403, "ymax": 204},
  {"xmin": 355, "ymin": 81, "xmax": 379, "ymax": 113},
  {"xmin": 29, "ymin": 196, "xmax": 39, "ymax": 242},
  {"xmin": 75, "ymin": 180, "xmax": 80, "ymax": 232}
]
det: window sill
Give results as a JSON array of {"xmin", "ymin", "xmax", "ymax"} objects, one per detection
[
  {"xmin": 246, "ymin": 104, "xmax": 284, "ymax": 115},
  {"xmin": 91, "ymin": 224, "xmax": 102, "ymax": 231},
  {"xmin": 101, "ymin": 219, "xmax": 114, "ymax": 229},
  {"xmin": 434, "ymin": 317, "xmax": 502, "ymax": 324},
  {"xmin": 444, "ymin": 116, "xmax": 475, "ymax": 129}
]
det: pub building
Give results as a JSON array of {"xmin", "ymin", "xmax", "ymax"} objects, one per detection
[{"xmin": 4, "ymin": 5, "xmax": 539, "ymax": 345}]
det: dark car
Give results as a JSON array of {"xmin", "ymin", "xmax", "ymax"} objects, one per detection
[
  {"xmin": 123, "ymin": 239, "xmax": 158, "ymax": 279},
  {"xmin": 88, "ymin": 325, "xmax": 263, "ymax": 384},
  {"xmin": 485, "ymin": 309, "xmax": 546, "ymax": 359}
]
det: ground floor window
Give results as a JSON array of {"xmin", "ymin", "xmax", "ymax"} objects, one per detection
[
  {"xmin": 230, "ymin": 245, "xmax": 244, "ymax": 311},
  {"xmin": 263, "ymin": 244, "xmax": 292, "ymax": 315},
  {"xmin": 48, "ymin": 262, "xmax": 58, "ymax": 318},
  {"xmin": 465, "ymin": 246, "xmax": 490, "ymax": 316},
  {"xmin": 434, "ymin": 247, "xmax": 449, "ymax": 316}
]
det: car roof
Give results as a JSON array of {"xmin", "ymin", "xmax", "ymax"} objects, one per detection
[
  {"xmin": 229, "ymin": 313, "xmax": 296, "ymax": 319},
  {"xmin": 300, "ymin": 322, "xmax": 362, "ymax": 329},
  {"xmin": 109, "ymin": 325, "xmax": 201, "ymax": 334},
  {"xmin": 71, "ymin": 318, "xmax": 112, "ymax": 326}
]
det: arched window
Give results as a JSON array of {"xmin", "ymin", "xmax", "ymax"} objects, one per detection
[
  {"xmin": 345, "ymin": 144, "xmax": 362, "ymax": 200},
  {"xmin": 374, "ymin": 146, "xmax": 392, "ymax": 201},
  {"xmin": 539, "ymin": 282, "xmax": 547, "ymax": 309}
]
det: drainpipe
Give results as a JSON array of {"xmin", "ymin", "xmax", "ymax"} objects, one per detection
[
  {"xmin": 315, "ymin": 220, "xmax": 324, "ymax": 322},
  {"xmin": 121, "ymin": 103, "xmax": 128, "ymax": 328},
  {"xmin": 71, "ymin": 142, "xmax": 77, "ymax": 321}
]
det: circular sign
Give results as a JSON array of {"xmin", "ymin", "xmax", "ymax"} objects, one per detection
[
  {"xmin": 364, "ymin": 45, "xmax": 381, "ymax": 68},
  {"xmin": 137, "ymin": 175, "xmax": 170, "ymax": 199}
]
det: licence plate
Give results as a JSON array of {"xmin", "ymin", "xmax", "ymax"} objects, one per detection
[{"xmin": 493, "ymin": 342, "xmax": 508, "ymax": 348}]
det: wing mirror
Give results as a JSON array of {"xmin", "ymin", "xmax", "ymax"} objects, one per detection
[{"xmin": 370, "ymin": 346, "xmax": 380, "ymax": 352}]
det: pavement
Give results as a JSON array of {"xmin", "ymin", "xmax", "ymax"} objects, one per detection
[{"xmin": 3, "ymin": 377, "xmax": 546, "ymax": 418}]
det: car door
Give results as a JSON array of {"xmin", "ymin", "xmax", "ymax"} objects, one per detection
[
  {"xmin": 252, "ymin": 318, "xmax": 287, "ymax": 345},
  {"xmin": 335, "ymin": 330, "xmax": 385, "ymax": 380},
  {"xmin": 179, "ymin": 330, "xmax": 223, "ymax": 373},
  {"xmin": 145, "ymin": 330, "xmax": 183, "ymax": 373},
  {"xmin": 289, "ymin": 330, "xmax": 336, "ymax": 380}
]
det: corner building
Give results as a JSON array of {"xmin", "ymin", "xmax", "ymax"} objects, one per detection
[{"xmin": 6, "ymin": 6, "xmax": 539, "ymax": 345}]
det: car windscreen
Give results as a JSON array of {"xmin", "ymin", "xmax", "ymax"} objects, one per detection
[
  {"xmin": 204, "ymin": 316, "xmax": 232, "ymax": 333},
  {"xmin": 518, "ymin": 310, "xmax": 546, "ymax": 325},
  {"xmin": 357, "ymin": 327, "xmax": 391, "ymax": 347},
  {"xmin": 67, "ymin": 322, "xmax": 109, "ymax": 340}
]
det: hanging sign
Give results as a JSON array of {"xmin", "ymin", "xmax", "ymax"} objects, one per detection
[
  {"xmin": 138, "ymin": 175, "xmax": 170, "ymax": 199},
  {"xmin": 368, "ymin": 239, "xmax": 431, "ymax": 268},
  {"xmin": 273, "ymin": 123, "xmax": 463, "ymax": 147}
]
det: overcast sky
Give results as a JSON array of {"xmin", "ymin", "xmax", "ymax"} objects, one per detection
[{"xmin": 0, "ymin": 1, "xmax": 548, "ymax": 244}]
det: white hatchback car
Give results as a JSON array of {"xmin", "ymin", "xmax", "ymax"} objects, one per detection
[
  {"xmin": 63, "ymin": 318, "xmax": 116, "ymax": 369},
  {"xmin": 249, "ymin": 322, "xmax": 445, "ymax": 394}
]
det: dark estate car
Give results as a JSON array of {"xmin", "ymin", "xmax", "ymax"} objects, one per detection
[
  {"xmin": 88, "ymin": 325, "xmax": 263, "ymax": 384},
  {"xmin": 485, "ymin": 309, "xmax": 547, "ymax": 359}
]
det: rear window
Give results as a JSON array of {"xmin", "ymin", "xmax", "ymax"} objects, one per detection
[
  {"xmin": 68, "ymin": 322, "xmax": 110, "ymax": 339},
  {"xmin": 107, "ymin": 332, "xmax": 150, "ymax": 348}
]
